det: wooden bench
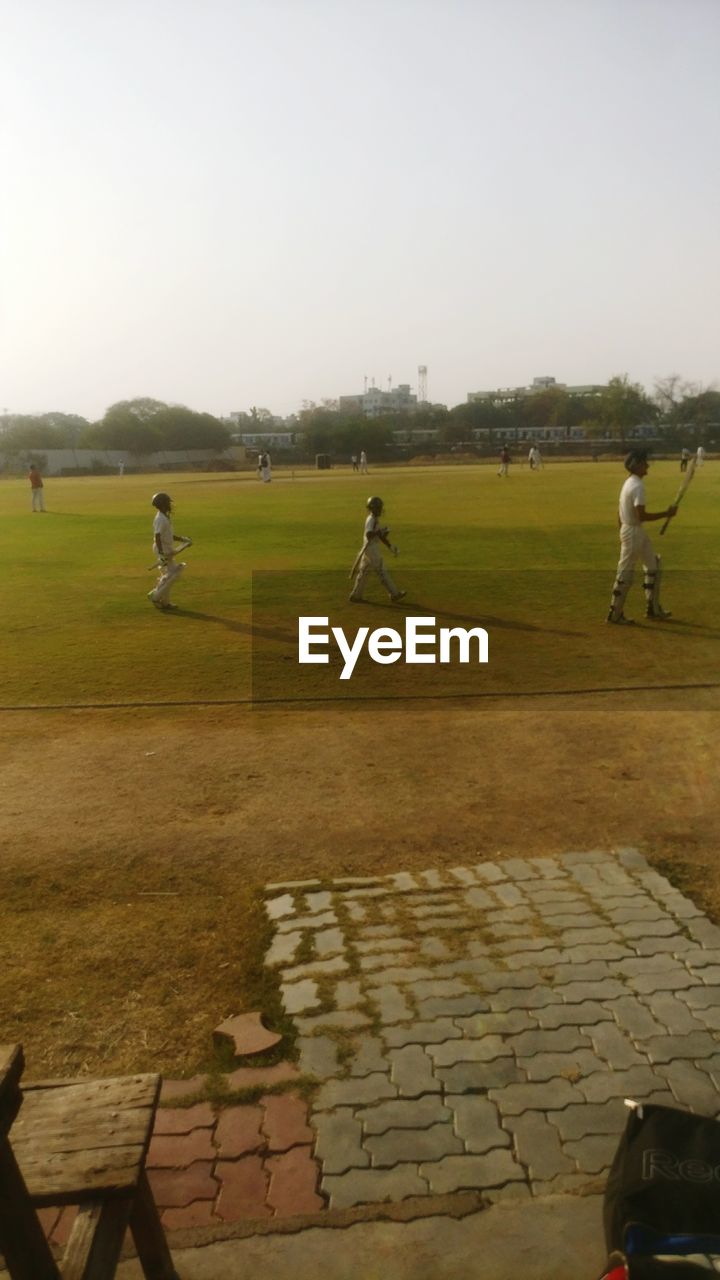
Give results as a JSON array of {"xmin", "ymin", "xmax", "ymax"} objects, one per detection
[{"xmin": 0, "ymin": 1044, "xmax": 179, "ymax": 1279}]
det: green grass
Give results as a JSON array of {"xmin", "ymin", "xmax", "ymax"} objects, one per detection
[{"xmin": 1, "ymin": 461, "xmax": 719, "ymax": 706}]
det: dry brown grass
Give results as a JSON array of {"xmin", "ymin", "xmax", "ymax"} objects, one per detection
[{"xmin": 3, "ymin": 691, "xmax": 720, "ymax": 1079}]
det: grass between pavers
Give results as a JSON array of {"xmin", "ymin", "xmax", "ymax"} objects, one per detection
[{"xmin": 158, "ymin": 1075, "xmax": 320, "ymax": 1110}]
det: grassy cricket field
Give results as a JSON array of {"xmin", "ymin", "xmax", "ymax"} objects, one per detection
[{"xmin": 1, "ymin": 460, "xmax": 720, "ymax": 1079}]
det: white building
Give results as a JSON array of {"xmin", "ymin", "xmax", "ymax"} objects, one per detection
[{"xmin": 339, "ymin": 383, "xmax": 418, "ymax": 418}]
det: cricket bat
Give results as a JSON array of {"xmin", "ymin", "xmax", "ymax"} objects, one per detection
[
  {"xmin": 148, "ymin": 537, "xmax": 193, "ymax": 570},
  {"xmin": 660, "ymin": 458, "xmax": 696, "ymax": 536}
]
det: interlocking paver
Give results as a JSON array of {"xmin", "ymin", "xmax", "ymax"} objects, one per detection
[
  {"xmin": 148, "ymin": 1129, "xmax": 215, "ymax": 1167},
  {"xmin": 516, "ymin": 1049, "xmax": 605, "ymax": 1082},
  {"xmin": 367, "ymin": 1123, "xmax": 464, "ymax": 1168},
  {"xmin": 416, "ymin": 994, "xmax": 490, "ymax": 1018},
  {"xmin": 297, "ymin": 1035, "xmax": 339, "ymax": 1079},
  {"xmin": 420, "ymin": 1150, "xmax": 525, "ymax": 1194},
  {"xmin": 557, "ymin": 981, "xmax": 628, "ymax": 1003},
  {"xmin": 533, "ymin": 999, "xmax": 614, "ymax": 1028},
  {"xmin": 448, "ymin": 1096, "xmax": 510, "ymax": 1153},
  {"xmin": 348, "ymin": 1035, "xmax": 390, "ymax": 1077},
  {"xmin": 305, "ymin": 891, "xmax": 333, "ymax": 913},
  {"xmin": 487, "ymin": 987, "xmax": 564, "ymax": 1013},
  {"xmin": 645, "ymin": 991, "xmax": 705, "ymax": 1034},
  {"xmin": 507, "ymin": 1027, "xmax": 592, "ymax": 1056},
  {"xmin": 464, "ymin": 886, "xmax": 494, "ymax": 909},
  {"xmin": 587, "ymin": 1022, "xmax": 647, "ymax": 1069},
  {"xmin": 266, "ymin": 1147, "xmax": 324, "ymax": 1215},
  {"xmin": 261, "ymin": 849, "xmax": 720, "ymax": 1214},
  {"xmin": 315, "ymin": 927, "xmax": 346, "ymax": 957},
  {"xmin": 370, "ymin": 984, "xmax": 414, "ymax": 1024},
  {"xmin": 426, "ymin": 1036, "xmax": 512, "ymax": 1067},
  {"xmin": 214, "ymin": 1107, "xmax": 264, "ymax": 1158},
  {"xmin": 455, "ymin": 1009, "xmax": 534, "ymax": 1037},
  {"xmin": 473, "ymin": 861, "xmax": 507, "ymax": 883},
  {"xmin": 644, "ymin": 1032, "xmax": 719, "ymax": 1064},
  {"xmin": 436, "ymin": 1060, "xmax": 525, "ymax": 1092},
  {"xmin": 551, "ymin": 1099, "xmax": 627, "ymax": 1141},
  {"xmin": 313, "ymin": 1111, "xmax": 369, "ymax": 1174},
  {"xmin": 382, "ymin": 1018, "xmax": 461, "ymax": 1047},
  {"xmin": 281, "ymin": 979, "xmax": 319, "ymax": 1015},
  {"xmin": 655, "ymin": 1061, "xmax": 720, "ymax": 1113},
  {"xmin": 262, "ymin": 1093, "xmax": 314, "ymax": 1151},
  {"xmin": 295, "ymin": 1010, "xmax": 370, "ymax": 1033},
  {"xmin": 215, "ymin": 1157, "xmax": 271, "ymax": 1220},
  {"xmin": 358, "ymin": 1096, "xmax": 451, "ymax": 1135},
  {"xmin": 149, "ymin": 1161, "xmax": 217, "ymax": 1209},
  {"xmin": 504, "ymin": 1111, "xmax": 575, "ymax": 1182},
  {"xmin": 562, "ymin": 1134, "xmax": 619, "ymax": 1175},
  {"xmin": 314, "ymin": 1073, "xmax": 397, "ymax": 1110},
  {"xmin": 388, "ymin": 1044, "xmax": 441, "ymax": 1096},
  {"xmin": 579, "ymin": 1067, "xmax": 671, "ymax": 1103},
  {"xmin": 266, "ymin": 930, "xmax": 303, "ymax": 967},
  {"xmin": 489, "ymin": 1078, "xmax": 585, "ymax": 1116},
  {"xmin": 153, "ymin": 1103, "xmax": 214, "ymax": 1135},
  {"xmin": 266, "ymin": 894, "xmax": 295, "ymax": 920},
  {"xmin": 321, "ymin": 1165, "xmax": 428, "ymax": 1209}
]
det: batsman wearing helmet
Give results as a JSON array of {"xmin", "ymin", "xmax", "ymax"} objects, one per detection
[
  {"xmin": 147, "ymin": 492, "xmax": 190, "ymax": 611},
  {"xmin": 607, "ymin": 451, "xmax": 677, "ymax": 625},
  {"xmin": 349, "ymin": 496, "xmax": 406, "ymax": 604}
]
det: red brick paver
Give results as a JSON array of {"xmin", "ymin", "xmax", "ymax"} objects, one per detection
[
  {"xmin": 215, "ymin": 1104, "xmax": 265, "ymax": 1157},
  {"xmin": 266, "ymin": 1147, "xmax": 324, "ymax": 1216},
  {"xmin": 148, "ymin": 1128, "xmax": 216, "ymax": 1167},
  {"xmin": 215, "ymin": 1156, "xmax": 272, "ymax": 1221},
  {"xmin": 262, "ymin": 1092, "xmax": 314, "ymax": 1152},
  {"xmin": 153, "ymin": 1102, "xmax": 215, "ymax": 1134},
  {"xmin": 148, "ymin": 1160, "xmax": 218, "ymax": 1208},
  {"xmin": 37, "ymin": 1076, "xmax": 325, "ymax": 1247}
]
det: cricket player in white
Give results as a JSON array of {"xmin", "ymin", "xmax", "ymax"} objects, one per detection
[
  {"xmin": 147, "ymin": 492, "xmax": 189, "ymax": 610},
  {"xmin": 349, "ymin": 496, "xmax": 406, "ymax": 603},
  {"xmin": 607, "ymin": 451, "xmax": 677, "ymax": 625},
  {"xmin": 359, "ymin": 450, "xmax": 368, "ymax": 474}
]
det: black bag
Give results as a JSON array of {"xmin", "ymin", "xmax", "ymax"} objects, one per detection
[{"xmin": 600, "ymin": 1103, "xmax": 720, "ymax": 1278}]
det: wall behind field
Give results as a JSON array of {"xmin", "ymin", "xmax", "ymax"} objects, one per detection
[{"xmin": 0, "ymin": 446, "xmax": 248, "ymax": 475}]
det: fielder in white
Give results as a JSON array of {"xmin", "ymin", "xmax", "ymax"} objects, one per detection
[
  {"xmin": 607, "ymin": 451, "xmax": 677, "ymax": 625},
  {"xmin": 147, "ymin": 492, "xmax": 190, "ymax": 611},
  {"xmin": 359, "ymin": 450, "xmax": 368, "ymax": 474},
  {"xmin": 696, "ymin": 445, "xmax": 706, "ymax": 466},
  {"xmin": 349, "ymin": 496, "xmax": 406, "ymax": 603}
]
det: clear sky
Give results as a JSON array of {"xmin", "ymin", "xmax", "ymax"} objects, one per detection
[{"xmin": 1, "ymin": 0, "xmax": 718, "ymax": 421}]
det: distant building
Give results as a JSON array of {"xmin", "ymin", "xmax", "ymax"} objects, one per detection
[
  {"xmin": 467, "ymin": 376, "xmax": 606, "ymax": 404},
  {"xmin": 339, "ymin": 383, "xmax": 418, "ymax": 418}
]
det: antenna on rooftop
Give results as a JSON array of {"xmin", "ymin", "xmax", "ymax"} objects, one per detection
[
  {"xmin": 363, "ymin": 375, "xmax": 368, "ymax": 394},
  {"xmin": 388, "ymin": 375, "xmax": 392, "ymax": 391},
  {"xmin": 418, "ymin": 365, "xmax": 428, "ymax": 403}
]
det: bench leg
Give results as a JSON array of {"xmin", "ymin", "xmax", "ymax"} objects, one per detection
[
  {"xmin": 128, "ymin": 1171, "xmax": 179, "ymax": 1280},
  {"xmin": 0, "ymin": 1135, "xmax": 60, "ymax": 1279},
  {"xmin": 62, "ymin": 1199, "xmax": 132, "ymax": 1280}
]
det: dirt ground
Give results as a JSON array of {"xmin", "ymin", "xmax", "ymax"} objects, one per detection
[{"xmin": 2, "ymin": 690, "xmax": 720, "ymax": 1079}]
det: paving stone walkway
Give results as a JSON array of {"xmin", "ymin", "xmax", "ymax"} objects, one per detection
[{"xmin": 265, "ymin": 849, "xmax": 720, "ymax": 1210}]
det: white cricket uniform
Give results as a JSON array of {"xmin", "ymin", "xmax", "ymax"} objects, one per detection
[
  {"xmin": 261, "ymin": 453, "xmax": 272, "ymax": 482},
  {"xmin": 608, "ymin": 474, "xmax": 659, "ymax": 618},
  {"xmin": 149, "ymin": 511, "xmax": 184, "ymax": 604},
  {"xmin": 359, "ymin": 451, "xmax": 368, "ymax": 474},
  {"xmin": 696, "ymin": 446, "xmax": 706, "ymax": 466},
  {"xmin": 350, "ymin": 514, "xmax": 400, "ymax": 601}
]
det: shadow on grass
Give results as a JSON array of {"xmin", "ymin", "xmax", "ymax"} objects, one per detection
[
  {"xmin": 174, "ymin": 608, "xmax": 296, "ymax": 646},
  {"xmin": 359, "ymin": 597, "xmax": 587, "ymax": 639}
]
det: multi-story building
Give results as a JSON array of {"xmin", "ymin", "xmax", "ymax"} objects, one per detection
[
  {"xmin": 339, "ymin": 383, "xmax": 418, "ymax": 418},
  {"xmin": 467, "ymin": 376, "xmax": 606, "ymax": 404}
]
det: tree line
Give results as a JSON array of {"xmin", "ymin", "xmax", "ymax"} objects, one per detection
[
  {"xmin": 1, "ymin": 377, "xmax": 718, "ymax": 456},
  {"xmin": 0, "ymin": 399, "xmax": 230, "ymax": 454}
]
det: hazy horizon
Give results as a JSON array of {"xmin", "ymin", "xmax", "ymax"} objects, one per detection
[{"xmin": 2, "ymin": 0, "xmax": 719, "ymax": 421}]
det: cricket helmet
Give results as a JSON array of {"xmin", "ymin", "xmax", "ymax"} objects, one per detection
[
  {"xmin": 624, "ymin": 450, "xmax": 649, "ymax": 473},
  {"xmin": 366, "ymin": 496, "xmax": 384, "ymax": 515},
  {"xmin": 151, "ymin": 492, "xmax": 172, "ymax": 512}
]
